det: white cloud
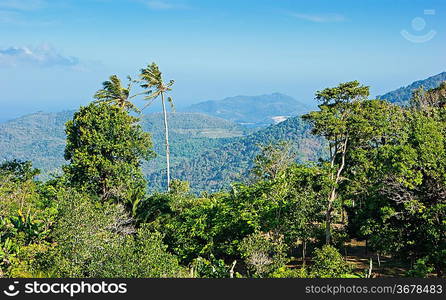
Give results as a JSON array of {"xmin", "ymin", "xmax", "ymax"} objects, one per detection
[
  {"xmin": 290, "ymin": 12, "xmax": 346, "ymax": 23},
  {"xmin": 0, "ymin": 45, "xmax": 79, "ymax": 67}
]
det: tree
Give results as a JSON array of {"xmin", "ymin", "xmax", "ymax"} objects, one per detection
[
  {"xmin": 0, "ymin": 160, "xmax": 40, "ymax": 183},
  {"xmin": 94, "ymin": 75, "xmax": 139, "ymax": 112},
  {"xmin": 139, "ymin": 63, "xmax": 175, "ymax": 191},
  {"xmin": 303, "ymin": 81, "xmax": 369, "ymax": 244},
  {"xmin": 310, "ymin": 245, "xmax": 352, "ymax": 278},
  {"xmin": 252, "ymin": 141, "xmax": 296, "ymax": 181},
  {"xmin": 63, "ymin": 102, "xmax": 153, "ymax": 208},
  {"xmin": 47, "ymin": 191, "xmax": 185, "ymax": 278},
  {"xmin": 0, "ymin": 161, "xmax": 55, "ymax": 278},
  {"xmin": 410, "ymin": 81, "xmax": 446, "ymax": 111},
  {"xmin": 238, "ymin": 231, "xmax": 287, "ymax": 277},
  {"xmin": 355, "ymin": 108, "xmax": 446, "ymax": 277}
]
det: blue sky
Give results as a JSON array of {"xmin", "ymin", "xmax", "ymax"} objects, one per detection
[{"xmin": 0, "ymin": 0, "xmax": 445, "ymax": 121}]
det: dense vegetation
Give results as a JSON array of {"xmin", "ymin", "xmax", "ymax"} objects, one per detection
[
  {"xmin": 0, "ymin": 111, "xmax": 320, "ymax": 193},
  {"xmin": 153, "ymin": 116, "xmax": 325, "ymax": 192},
  {"xmin": 0, "ymin": 111, "xmax": 245, "ymax": 186},
  {"xmin": 0, "ymin": 67, "xmax": 445, "ymax": 278}
]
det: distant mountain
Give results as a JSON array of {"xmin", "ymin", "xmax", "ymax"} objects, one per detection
[
  {"xmin": 378, "ymin": 72, "xmax": 446, "ymax": 105},
  {"xmin": 182, "ymin": 93, "xmax": 309, "ymax": 127},
  {"xmin": 0, "ymin": 111, "xmax": 245, "ymax": 179}
]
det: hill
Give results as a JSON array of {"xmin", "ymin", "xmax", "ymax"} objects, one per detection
[
  {"xmin": 148, "ymin": 116, "xmax": 325, "ymax": 192},
  {"xmin": 378, "ymin": 72, "xmax": 446, "ymax": 105},
  {"xmin": 182, "ymin": 93, "xmax": 309, "ymax": 127},
  {"xmin": 0, "ymin": 111, "xmax": 245, "ymax": 179}
]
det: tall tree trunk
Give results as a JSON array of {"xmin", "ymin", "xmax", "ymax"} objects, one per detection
[
  {"xmin": 325, "ymin": 190, "xmax": 335, "ymax": 244},
  {"xmin": 161, "ymin": 92, "xmax": 171, "ymax": 192},
  {"xmin": 325, "ymin": 135, "xmax": 348, "ymax": 245},
  {"xmin": 302, "ymin": 240, "xmax": 307, "ymax": 266}
]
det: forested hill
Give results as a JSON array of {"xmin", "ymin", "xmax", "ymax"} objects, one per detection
[
  {"xmin": 378, "ymin": 71, "xmax": 446, "ymax": 105},
  {"xmin": 148, "ymin": 116, "xmax": 325, "ymax": 193},
  {"xmin": 0, "ymin": 111, "xmax": 246, "ymax": 179},
  {"xmin": 0, "ymin": 108, "xmax": 323, "ymax": 193},
  {"xmin": 182, "ymin": 93, "xmax": 309, "ymax": 127},
  {"xmin": 0, "ymin": 111, "xmax": 73, "ymax": 176}
]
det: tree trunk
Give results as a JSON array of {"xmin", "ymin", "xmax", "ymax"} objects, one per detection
[
  {"xmin": 302, "ymin": 240, "xmax": 307, "ymax": 266},
  {"xmin": 161, "ymin": 92, "xmax": 171, "ymax": 192},
  {"xmin": 229, "ymin": 260, "xmax": 237, "ymax": 278},
  {"xmin": 435, "ymin": 265, "xmax": 443, "ymax": 278},
  {"xmin": 377, "ymin": 252, "xmax": 381, "ymax": 268},
  {"xmin": 366, "ymin": 258, "xmax": 373, "ymax": 278},
  {"xmin": 325, "ymin": 135, "xmax": 349, "ymax": 245},
  {"xmin": 325, "ymin": 196, "xmax": 334, "ymax": 244}
]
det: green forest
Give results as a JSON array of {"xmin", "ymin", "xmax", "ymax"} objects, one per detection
[{"xmin": 1, "ymin": 63, "xmax": 445, "ymax": 278}]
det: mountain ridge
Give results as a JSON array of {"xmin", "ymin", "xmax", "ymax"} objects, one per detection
[
  {"xmin": 378, "ymin": 71, "xmax": 446, "ymax": 105},
  {"xmin": 182, "ymin": 92, "xmax": 309, "ymax": 127}
]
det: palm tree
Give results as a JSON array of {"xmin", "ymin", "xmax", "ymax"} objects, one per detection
[
  {"xmin": 139, "ymin": 63, "xmax": 175, "ymax": 191},
  {"xmin": 94, "ymin": 75, "xmax": 139, "ymax": 112}
]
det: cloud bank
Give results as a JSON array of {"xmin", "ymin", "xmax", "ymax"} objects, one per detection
[{"xmin": 0, "ymin": 45, "xmax": 79, "ymax": 67}]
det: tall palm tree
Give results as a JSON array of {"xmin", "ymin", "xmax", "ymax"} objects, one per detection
[
  {"xmin": 139, "ymin": 63, "xmax": 175, "ymax": 191},
  {"xmin": 94, "ymin": 75, "xmax": 139, "ymax": 112}
]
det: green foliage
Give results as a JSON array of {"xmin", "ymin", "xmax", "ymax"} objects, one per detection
[
  {"xmin": 3, "ymin": 75, "xmax": 446, "ymax": 279},
  {"xmin": 406, "ymin": 258, "xmax": 435, "ymax": 278},
  {"xmin": 0, "ymin": 161, "xmax": 56, "ymax": 277},
  {"xmin": 252, "ymin": 141, "xmax": 296, "ymax": 180},
  {"xmin": 0, "ymin": 110, "xmax": 321, "ymax": 193},
  {"xmin": 94, "ymin": 74, "xmax": 139, "ymax": 112},
  {"xmin": 310, "ymin": 245, "xmax": 351, "ymax": 278},
  {"xmin": 63, "ymin": 102, "xmax": 153, "ymax": 206},
  {"xmin": 0, "ymin": 160, "xmax": 40, "ymax": 182},
  {"xmin": 46, "ymin": 191, "xmax": 184, "ymax": 278},
  {"xmin": 190, "ymin": 257, "xmax": 229, "ymax": 278},
  {"xmin": 239, "ymin": 231, "xmax": 287, "ymax": 277},
  {"xmin": 166, "ymin": 116, "xmax": 324, "ymax": 193},
  {"xmin": 269, "ymin": 266, "xmax": 308, "ymax": 278}
]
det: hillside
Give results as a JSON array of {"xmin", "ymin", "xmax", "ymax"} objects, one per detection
[
  {"xmin": 378, "ymin": 72, "xmax": 446, "ymax": 105},
  {"xmin": 0, "ymin": 111, "xmax": 245, "ymax": 179},
  {"xmin": 182, "ymin": 93, "xmax": 309, "ymax": 127},
  {"xmin": 147, "ymin": 116, "xmax": 325, "ymax": 193}
]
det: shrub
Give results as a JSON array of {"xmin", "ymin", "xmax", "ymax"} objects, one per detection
[
  {"xmin": 310, "ymin": 245, "xmax": 351, "ymax": 278},
  {"xmin": 269, "ymin": 266, "xmax": 308, "ymax": 278},
  {"xmin": 239, "ymin": 231, "xmax": 287, "ymax": 277},
  {"xmin": 406, "ymin": 258, "xmax": 434, "ymax": 278},
  {"xmin": 190, "ymin": 257, "xmax": 229, "ymax": 278}
]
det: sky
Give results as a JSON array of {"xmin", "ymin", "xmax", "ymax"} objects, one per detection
[{"xmin": 0, "ymin": 0, "xmax": 445, "ymax": 121}]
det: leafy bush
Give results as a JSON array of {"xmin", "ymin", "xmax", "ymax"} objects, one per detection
[
  {"xmin": 310, "ymin": 245, "xmax": 351, "ymax": 278},
  {"xmin": 190, "ymin": 257, "xmax": 229, "ymax": 278},
  {"xmin": 269, "ymin": 266, "xmax": 308, "ymax": 278},
  {"xmin": 239, "ymin": 231, "xmax": 287, "ymax": 277},
  {"xmin": 406, "ymin": 258, "xmax": 434, "ymax": 278},
  {"xmin": 45, "ymin": 191, "xmax": 185, "ymax": 278}
]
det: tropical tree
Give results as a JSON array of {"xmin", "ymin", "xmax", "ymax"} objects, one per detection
[
  {"xmin": 139, "ymin": 63, "xmax": 175, "ymax": 191},
  {"xmin": 303, "ymin": 81, "xmax": 370, "ymax": 244},
  {"xmin": 94, "ymin": 75, "xmax": 139, "ymax": 112},
  {"xmin": 64, "ymin": 102, "xmax": 153, "ymax": 208}
]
